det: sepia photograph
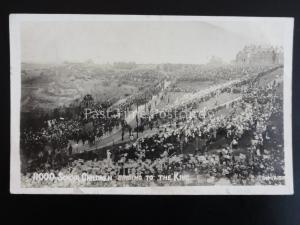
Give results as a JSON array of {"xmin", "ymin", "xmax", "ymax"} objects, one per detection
[{"xmin": 10, "ymin": 14, "xmax": 294, "ymax": 194}]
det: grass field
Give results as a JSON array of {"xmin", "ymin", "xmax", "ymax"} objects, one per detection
[
  {"xmin": 257, "ymin": 68, "xmax": 283, "ymax": 87},
  {"xmin": 21, "ymin": 65, "xmax": 141, "ymax": 111}
]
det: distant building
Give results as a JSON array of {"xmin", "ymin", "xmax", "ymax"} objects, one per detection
[{"xmin": 235, "ymin": 45, "xmax": 283, "ymax": 65}]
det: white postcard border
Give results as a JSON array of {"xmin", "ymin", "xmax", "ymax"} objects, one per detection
[{"xmin": 9, "ymin": 14, "xmax": 294, "ymax": 195}]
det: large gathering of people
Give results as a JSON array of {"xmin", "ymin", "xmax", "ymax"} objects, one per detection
[
  {"xmin": 20, "ymin": 78, "xmax": 167, "ymax": 169},
  {"xmin": 20, "ymin": 64, "xmax": 285, "ymax": 187},
  {"xmin": 170, "ymin": 64, "xmax": 275, "ymax": 82}
]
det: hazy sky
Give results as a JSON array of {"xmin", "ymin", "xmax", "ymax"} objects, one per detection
[{"xmin": 21, "ymin": 20, "xmax": 284, "ymax": 64}]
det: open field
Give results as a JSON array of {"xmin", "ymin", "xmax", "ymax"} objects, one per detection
[
  {"xmin": 257, "ymin": 68, "xmax": 283, "ymax": 87},
  {"xmin": 21, "ymin": 63, "xmax": 156, "ymax": 111}
]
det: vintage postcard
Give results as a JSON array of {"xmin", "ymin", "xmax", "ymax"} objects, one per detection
[{"xmin": 10, "ymin": 14, "xmax": 294, "ymax": 194}]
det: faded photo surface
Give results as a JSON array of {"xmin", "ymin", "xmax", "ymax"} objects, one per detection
[{"xmin": 10, "ymin": 15, "xmax": 294, "ymax": 194}]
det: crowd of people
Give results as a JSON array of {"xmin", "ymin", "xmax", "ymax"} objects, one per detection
[
  {"xmin": 21, "ymin": 65, "xmax": 285, "ymax": 187},
  {"xmin": 172, "ymin": 64, "xmax": 275, "ymax": 82},
  {"xmin": 21, "ymin": 78, "xmax": 168, "ymax": 169},
  {"xmin": 111, "ymin": 79, "xmax": 166, "ymax": 112}
]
